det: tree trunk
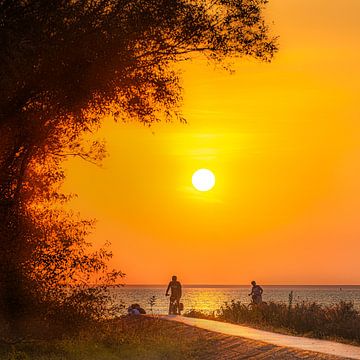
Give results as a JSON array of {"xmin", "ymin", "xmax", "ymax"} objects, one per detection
[{"xmin": 0, "ymin": 127, "xmax": 33, "ymax": 339}]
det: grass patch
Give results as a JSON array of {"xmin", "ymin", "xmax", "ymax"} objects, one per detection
[
  {"xmin": 0, "ymin": 317, "xmax": 208, "ymax": 360},
  {"xmin": 185, "ymin": 299, "xmax": 360, "ymax": 345}
]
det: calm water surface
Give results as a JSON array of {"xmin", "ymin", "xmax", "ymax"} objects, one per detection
[{"xmin": 112, "ymin": 285, "xmax": 360, "ymax": 314}]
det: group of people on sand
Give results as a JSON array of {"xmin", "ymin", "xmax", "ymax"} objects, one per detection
[{"xmin": 128, "ymin": 276, "xmax": 264, "ymax": 316}]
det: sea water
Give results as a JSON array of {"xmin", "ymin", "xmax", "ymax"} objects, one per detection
[{"xmin": 111, "ymin": 285, "xmax": 360, "ymax": 314}]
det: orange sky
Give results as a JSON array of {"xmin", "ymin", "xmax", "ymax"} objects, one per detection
[{"xmin": 63, "ymin": 0, "xmax": 360, "ymax": 285}]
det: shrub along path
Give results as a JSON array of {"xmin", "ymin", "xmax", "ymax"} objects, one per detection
[{"xmin": 163, "ymin": 315, "xmax": 360, "ymax": 359}]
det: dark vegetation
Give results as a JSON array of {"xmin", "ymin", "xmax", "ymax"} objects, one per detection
[
  {"xmin": 0, "ymin": 316, "xmax": 211, "ymax": 360},
  {"xmin": 185, "ymin": 296, "xmax": 360, "ymax": 345},
  {"xmin": 0, "ymin": 0, "xmax": 277, "ymax": 340}
]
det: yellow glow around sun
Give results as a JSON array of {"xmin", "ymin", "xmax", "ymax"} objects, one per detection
[{"xmin": 192, "ymin": 169, "xmax": 215, "ymax": 191}]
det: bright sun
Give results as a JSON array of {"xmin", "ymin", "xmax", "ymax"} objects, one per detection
[{"xmin": 192, "ymin": 169, "xmax": 216, "ymax": 192}]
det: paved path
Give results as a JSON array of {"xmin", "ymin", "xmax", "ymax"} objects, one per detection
[{"xmin": 164, "ymin": 316, "xmax": 360, "ymax": 359}]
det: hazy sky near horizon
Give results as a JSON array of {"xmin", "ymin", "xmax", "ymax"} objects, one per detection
[{"xmin": 63, "ymin": 0, "xmax": 360, "ymax": 285}]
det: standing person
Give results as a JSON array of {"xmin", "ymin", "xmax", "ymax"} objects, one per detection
[
  {"xmin": 248, "ymin": 280, "xmax": 263, "ymax": 305},
  {"xmin": 165, "ymin": 275, "xmax": 182, "ymax": 315}
]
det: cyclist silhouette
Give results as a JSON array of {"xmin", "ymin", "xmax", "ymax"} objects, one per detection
[
  {"xmin": 248, "ymin": 280, "xmax": 263, "ymax": 305},
  {"xmin": 165, "ymin": 275, "xmax": 182, "ymax": 315}
]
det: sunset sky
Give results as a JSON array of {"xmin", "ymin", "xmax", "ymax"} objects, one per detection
[{"xmin": 63, "ymin": 0, "xmax": 360, "ymax": 285}]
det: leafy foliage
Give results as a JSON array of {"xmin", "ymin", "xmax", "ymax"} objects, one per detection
[
  {"xmin": 0, "ymin": 0, "xmax": 277, "ymax": 338},
  {"xmin": 0, "ymin": 129, "xmax": 124, "ymax": 340}
]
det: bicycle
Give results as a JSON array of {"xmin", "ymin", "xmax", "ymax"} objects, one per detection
[
  {"xmin": 167, "ymin": 296, "xmax": 183, "ymax": 315},
  {"xmin": 247, "ymin": 299, "xmax": 267, "ymax": 310}
]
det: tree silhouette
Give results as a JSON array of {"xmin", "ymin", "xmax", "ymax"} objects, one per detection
[{"xmin": 0, "ymin": 0, "xmax": 277, "ymax": 338}]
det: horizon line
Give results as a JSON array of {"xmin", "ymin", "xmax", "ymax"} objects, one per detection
[{"xmin": 120, "ymin": 284, "xmax": 360, "ymax": 287}]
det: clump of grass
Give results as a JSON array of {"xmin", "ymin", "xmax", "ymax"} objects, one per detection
[
  {"xmin": 185, "ymin": 298, "xmax": 360, "ymax": 345},
  {"xmin": 184, "ymin": 309, "xmax": 216, "ymax": 320},
  {"xmin": 0, "ymin": 317, "xmax": 209, "ymax": 360}
]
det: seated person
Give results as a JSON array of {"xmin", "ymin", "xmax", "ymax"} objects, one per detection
[{"xmin": 127, "ymin": 303, "xmax": 146, "ymax": 315}]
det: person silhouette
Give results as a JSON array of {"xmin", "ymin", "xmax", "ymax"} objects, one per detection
[
  {"xmin": 248, "ymin": 280, "xmax": 263, "ymax": 305},
  {"xmin": 165, "ymin": 275, "xmax": 182, "ymax": 315},
  {"xmin": 127, "ymin": 303, "xmax": 146, "ymax": 315}
]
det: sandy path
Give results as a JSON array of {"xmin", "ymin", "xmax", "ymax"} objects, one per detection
[{"xmin": 163, "ymin": 315, "xmax": 360, "ymax": 359}]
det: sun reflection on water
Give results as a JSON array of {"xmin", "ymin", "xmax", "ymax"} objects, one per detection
[{"xmin": 112, "ymin": 286, "xmax": 360, "ymax": 315}]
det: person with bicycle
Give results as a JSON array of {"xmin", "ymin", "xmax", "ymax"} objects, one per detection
[
  {"xmin": 248, "ymin": 280, "xmax": 263, "ymax": 305},
  {"xmin": 165, "ymin": 275, "xmax": 182, "ymax": 315}
]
